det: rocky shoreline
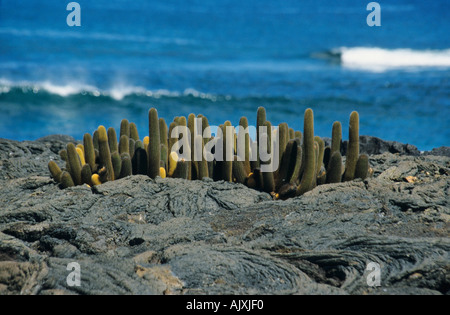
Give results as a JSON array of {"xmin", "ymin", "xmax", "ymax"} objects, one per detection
[{"xmin": 0, "ymin": 135, "xmax": 449, "ymax": 295}]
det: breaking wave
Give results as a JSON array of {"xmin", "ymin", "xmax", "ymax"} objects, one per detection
[{"xmin": 326, "ymin": 47, "xmax": 450, "ymax": 72}]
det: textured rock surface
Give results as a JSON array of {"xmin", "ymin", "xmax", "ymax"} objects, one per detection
[{"xmin": 0, "ymin": 136, "xmax": 449, "ymax": 295}]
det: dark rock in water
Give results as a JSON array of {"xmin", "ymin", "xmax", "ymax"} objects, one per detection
[
  {"xmin": 424, "ymin": 146, "xmax": 450, "ymax": 158},
  {"xmin": 351, "ymin": 135, "xmax": 421, "ymax": 156},
  {"xmin": 0, "ymin": 136, "xmax": 449, "ymax": 295},
  {"xmin": 323, "ymin": 135, "xmax": 421, "ymax": 156}
]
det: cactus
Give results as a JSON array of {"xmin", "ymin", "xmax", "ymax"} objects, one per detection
[
  {"xmin": 232, "ymin": 155, "xmax": 247, "ymax": 184},
  {"xmin": 343, "ymin": 111, "xmax": 359, "ymax": 181},
  {"xmin": 261, "ymin": 121, "xmax": 275, "ymax": 193},
  {"xmin": 278, "ymin": 123, "xmax": 289, "ymax": 163},
  {"xmin": 289, "ymin": 144, "xmax": 302, "ymax": 184},
  {"xmin": 119, "ymin": 134, "xmax": 129, "ymax": 155},
  {"xmin": 289, "ymin": 128, "xmax": 295, "ymax": 140},
  {"xmin": 48, "ymin": 160, "xmax": 63, "ymax": 183},
  {"xmin": 107, "ymin": 127, "xmax": 118, "ymax": 154},
  {"xmin": 331, "ymin": 121, "xmax": 342, "ymax": 156},
  {"xmin": 188, "ymin": 113, "xmax": 197, "ymax": 180},
  {"xmin": 129, "ymin": 122, "xmax": 139, "ymax": 141},
  {"xmin": 119, "ymin": 153, "xmax": 132, "ymax": 179},
  {"xmin": 132, "ymin": 147, "xmax": 148, "ymax": 175},
  {"xmin": 159, "ymin": 117, "xmax": 169, "ymax": 170},
  {"xmin": 81, "ymin": 164, "xmax": 93, "ymax": 186},
  {"xmin": 128, "ymin": 138, "xmax": 136, "ymax": 159},
  {"xmin": 135, "ymin": 139, "xmax": 144, "ymax": 151},
  {"xmin": 160, "ymin": 143, "xmax": 168, "ymax": 172},
  {"xmin": 326, "ymin": 151, "xmax": 343, "ymax": 184},
  {"xmin": 76, "ymin": 147, "xmax": 86, "ymax": 166},
  {"xmin": 222, "ymin": 121, "xmax": 233, "ymax": 182},
  {"xmin": 91, "ymin": 174, "xmax": 101, "ymax": 186},
  {"xmin": 93, "ymin": 130, "xmax": 99, "ymax": 151},
  {"xmin": 245, "ymin": 172, "xmax": 257, "ymax": 189},
  {"xmin": 147, "ymin": 108, "xmax": 161, "ymax": 179},
  {"xmin": 354, "ymin": 154, "xmax": 369, "ymax": 180},
  {"xmin": 98, "ymin": 166, "xmax": 109, "ymax": 183},
  {"xmin": 195, "ymin": 134, "xmax": 208, "ymax": 179},
  {"xmin": 323, "ymin": 146, "xmax": 331, "ymax": 170},
  {"xmin": 172, "ymin": 158, "xmax": 188, "ymax": 179},
  {"xmin": 98, "ymin": 125, "xmax": 115, "ymax": 182},
  {"xmin": 76, "ymin": 143, "xmax": 85, "ymax": 156},
  {"xmin": 168, "ymin": 151, "xmax": 178, "ymax": 177},
  {"xmin": 237, "ymin": 116, "xmax": 251, "ymax": 174},
  {"xmin": 252, "ymin": 168, "xmax": 263, "ymax": 191},
  {"xmin": 276, "ymin": 139, "xmax": 295, "ymax": 189},
  {"xmin": 311, "ymin": 141, "xmax": 319, "ymax": 189},
  {"xmin": 143, "ymin": 136, "xmax": 149, "ymax": 152},
  {"xmin": 67, "ymin": 142, "xmax": 83, "ymax": 186},
  {"xmin": 159, "ymin": 167, "xmax": 166, "ymax": 179},
  {"xmin": 201, "ymin": 115, "xmax": 211, "ymax": 145},
  {"xmin": 296, "ymin": 108, "xmax": 316, "ymax": 196},
  {"xmin": 83, "ymin": 133, "xmax": 97, "ymax": 173},
  {"xmin": 60, "ymin": 171, "xmax": 75, "ymax": 189},
  {"xmin": 314, "ymin": 136, "xmax": 325, "ymax": 178},
  {"xmin": 111, "ymin": 151, "xmax": 122, "ymax": 180},
  {"xmin": 256, "ymin": 106, "xmax": 266, "ymax": 169},
  {"xmin": 168, "ymin": 121, "xmax": 178, "ymax": 154},
  {"xmin": 120, "ymin": 119, "xmax": 130, "ymax": 138},
  {"xmin": 48, "ymin": 106, "xmax": 372, "ymax": 199}
]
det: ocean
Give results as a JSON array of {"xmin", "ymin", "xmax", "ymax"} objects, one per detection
[{"xmin": 0, "ymin": 0, "xmax": 449, "ymax": 151}]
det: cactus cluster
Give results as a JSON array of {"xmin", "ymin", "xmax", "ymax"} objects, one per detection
[
  {"xmin": 48, "ymin": 120, "xmax": 141, "ymax": 189},
  {"xmin": 48, "ymin": 107, "xmax": 371, "ymax": 199}
]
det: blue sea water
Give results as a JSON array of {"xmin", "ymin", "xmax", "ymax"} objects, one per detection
[{"xmin": 0, "ymin": 0, "xmax": 449, "ymax": 151}]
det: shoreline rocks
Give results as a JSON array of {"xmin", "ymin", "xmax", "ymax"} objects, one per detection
[{"xmin": 0, "ymin": 135, "xmax": 449, "ymax": 295}]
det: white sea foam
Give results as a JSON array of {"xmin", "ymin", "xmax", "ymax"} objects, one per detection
[
  {"xmin": 0, "ymin": 78, "xmax": 226, "ymax": 101},
  {"xmin": 339, "ymin": 47, "xmax": 450, "ymax": 72},
  {"xmin": 40, "ymin": 81, "xmax": 98, "ymax": 97}
]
